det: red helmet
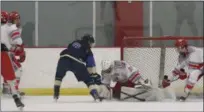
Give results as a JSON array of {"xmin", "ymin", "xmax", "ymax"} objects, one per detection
[
  {"xmin": 1, "ymin": 11, "xmax": 9, "ymax": 23},
  {"xmin": 175, "ymin": 39, "xmax": 188, "ymax": 48},
  {"xmin": 9, "ymin": 11, "xmax": 20, "ymax": 22}
]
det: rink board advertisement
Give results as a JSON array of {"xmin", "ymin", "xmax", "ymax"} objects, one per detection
[{"xmin": 8, "ymin": 48, "xmax": 203, "ymax": 95}]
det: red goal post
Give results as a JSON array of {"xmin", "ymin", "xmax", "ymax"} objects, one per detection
[{"xmin": 121, "ymin": 36, "xmax": 203, "ymax": 95}]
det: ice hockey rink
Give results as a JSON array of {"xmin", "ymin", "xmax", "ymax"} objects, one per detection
[{"xmin": 1, "ymin": 96, "xmax": 203, "ymax": 111}]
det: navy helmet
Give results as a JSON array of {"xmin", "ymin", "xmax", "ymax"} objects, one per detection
[{"xmin": 81, "ymin": 34, "xmax": 95, "ymax": 45}]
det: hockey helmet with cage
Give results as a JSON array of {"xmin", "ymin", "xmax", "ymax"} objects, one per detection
[
  {"xmin": 1, "ymin": 11, "xmax": 9, "ymax": 23},
  {"xmin": 81, "ymin": 34, "xmax": 95, "ymax": 47},
  {"xmin": 9, "ymin": 11, "xmax": 20, "ymax": 23},
  {"xmin": 175, "ymin": 39, "xmax": 188, "ymax": 48},
  {"xmin": 175, "ymin": 39, "xmax": 188, "ymax": 54},
  {"xmin": 101, "ymin": 60, "xmax": 112, "ymax": 71}
]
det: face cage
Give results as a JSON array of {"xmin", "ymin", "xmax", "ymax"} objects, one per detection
[
  {"xmin": 10, "ymin": 15, "xmax": 20, "ymax": 23},
  {"xmin": 102, "ymin": 66, "xmax": 112, "ymax": 73},
  {"xmin": 176, "ymin": 46, "xmax": 187, "ymax": 53}
]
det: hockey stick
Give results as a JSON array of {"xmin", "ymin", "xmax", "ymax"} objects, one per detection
[
  {"xmin": 120, "ymin": 79, "xmax": 153, "ymax": 101},
  {"xmin": 109, "ymin": 86, "xmax": 147, "ymax": 102},
  {"xmin": 120, "ymin": 90, "xmax": 147, "ymax": 101}
]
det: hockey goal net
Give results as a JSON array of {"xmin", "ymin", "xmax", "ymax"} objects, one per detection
[{"xmin": 121, "ymin": 36, "xmax": 203, "ymax": 96}]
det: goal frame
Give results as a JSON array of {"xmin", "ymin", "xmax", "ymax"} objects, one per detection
[
  {"xmin": 121, "ymin": 36, "xmax": 203, "ymax": 89},
  {"xmin": 121, "ymin": 36, "xmax": 204, "ymax": 60}
]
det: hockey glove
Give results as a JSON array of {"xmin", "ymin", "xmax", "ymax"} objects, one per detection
[
  {"xmin": 91, "ymin": 73, "xmax": 102, "ymax": 85},
  {"xmin": 18, "ymin": 51, "xmax": 26, "ymax": 63},
  {"xmin": 162, "ymin": 75, "xmax": 171, "ymax": 88},
  {"xmin": 173, "ymin": 68, "xmax": 187, "ymax": 80},
  {"xmin": 11, "ymin": 44, "xmax": 26, "ymax": 63}
]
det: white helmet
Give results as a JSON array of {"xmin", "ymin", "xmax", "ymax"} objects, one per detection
[{"xmin": 101, "ymin": 60, "xmax": 112, "ymax": 71}]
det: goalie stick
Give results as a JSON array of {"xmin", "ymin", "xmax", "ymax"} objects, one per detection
[
  {"xmin": 120, "ymin": 79, "xmax": 154, "ymax": 101},
  {"xmin": 110, "ymin": 84, "xmax": 151, "ymax": 102}
]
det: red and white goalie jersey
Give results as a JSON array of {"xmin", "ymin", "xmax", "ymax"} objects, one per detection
[
  {"xmin": 1, "ymin": 23, "xmax": 23, "ymax": 50},
  {"xmin": 101, "ymin": 60, "xmax": 143, "ymax": 86}
]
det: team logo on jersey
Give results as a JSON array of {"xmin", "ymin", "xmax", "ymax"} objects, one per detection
[{"xmin": 72, "ymin": 42, "xmax": 81, "ymax": 49}]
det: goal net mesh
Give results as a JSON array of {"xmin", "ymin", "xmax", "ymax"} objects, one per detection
[{"xmin": 122, "ymin": 36, "xmax": 203, "ymax": 96}]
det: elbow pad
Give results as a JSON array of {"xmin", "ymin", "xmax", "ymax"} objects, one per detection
[{"xmin": 86, "ymin": 55, "xmax": 96, "ymax": 67}]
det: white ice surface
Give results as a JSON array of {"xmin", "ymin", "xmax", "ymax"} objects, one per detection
[{"xmin": 1, "ymin": 96, "xmax": 203, "ymax": 111}]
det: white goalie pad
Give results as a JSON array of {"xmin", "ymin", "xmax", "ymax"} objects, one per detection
[{"xmin": 98, "ymin": 85, "xmax": 112, "ymax": 100}]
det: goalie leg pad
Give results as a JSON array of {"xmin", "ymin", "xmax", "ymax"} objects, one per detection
[
  {"xmin": 112, "ymin": 81, "xmax": 135, "ymax": 99},
  {"xmin": 98, "ymin": 85, "xmax": 112, "ymax": 100}
]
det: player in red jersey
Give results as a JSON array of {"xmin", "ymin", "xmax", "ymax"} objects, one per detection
[{"xmin": 1, "ymin": 10, "xmax": 25, "ymax": 109}]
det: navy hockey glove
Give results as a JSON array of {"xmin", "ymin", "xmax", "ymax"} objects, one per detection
[{"xmin": 91, "ymin": 73, "xmax": 102, "ymax": 85}]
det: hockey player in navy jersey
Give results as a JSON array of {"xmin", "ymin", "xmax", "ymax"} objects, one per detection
[{"xmin": 54, "ymin": 34, "xmax": 102, "ymax": 101}]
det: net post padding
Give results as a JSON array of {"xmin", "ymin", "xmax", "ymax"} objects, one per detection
[{"xmin": 121, "ymin": 36, "xmax": 203, "ymax": 90}]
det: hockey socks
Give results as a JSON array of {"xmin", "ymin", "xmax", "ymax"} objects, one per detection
[
  {"xmin": 54, "ymin": 80, "xmax": 62, "ymax": 101},
  {"xmin": 2, "ymin": 82, "xmax": 12, "ymax": 95},
  {"xmin": 54, "ymin": 85, "xmax": 60, "ymax": 100}
]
